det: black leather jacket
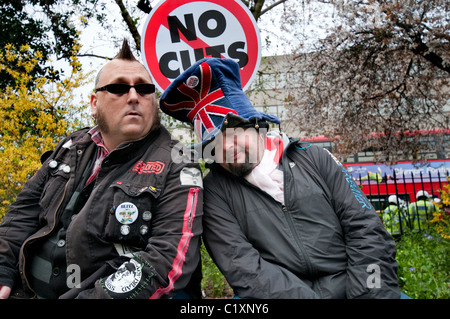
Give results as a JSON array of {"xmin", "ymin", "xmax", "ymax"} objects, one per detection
[{"xmin": 0, "ymin": 126, "xmax": 203, "ymax": 299}]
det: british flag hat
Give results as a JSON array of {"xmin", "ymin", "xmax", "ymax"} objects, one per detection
[{"xmin": 159, "ymin": 57, "xmax": 280, "ymax": 145}]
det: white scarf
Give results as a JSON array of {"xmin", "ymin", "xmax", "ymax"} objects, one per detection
[{"xmin": 245, "ymin": 131, "xmax": 289, "ymax": 205}]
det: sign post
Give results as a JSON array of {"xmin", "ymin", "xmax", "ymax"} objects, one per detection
[{"xmin": 141, "ymin": 0, "xmax": 261, "ymax": 92}]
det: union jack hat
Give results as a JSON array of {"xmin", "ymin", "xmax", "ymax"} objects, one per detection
[{"xmin": 159, "ymin": 58, "xmax": 280, "ymax": 145}]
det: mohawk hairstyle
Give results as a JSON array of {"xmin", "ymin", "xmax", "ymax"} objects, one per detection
[
  {"xmin": 114, "ymin": 39, "xmax": 138, "ymax": 61},
  {"xmin": 95, "ymin": 39, "xmax": 138, "ymax": 86}
]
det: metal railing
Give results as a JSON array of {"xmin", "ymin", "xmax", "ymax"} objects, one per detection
[{"xmin": 355, "ymin": 169, "xmax": 449, "ymax": 236}]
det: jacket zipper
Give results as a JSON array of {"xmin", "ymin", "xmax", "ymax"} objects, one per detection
[
  {"xmin": 149, "ymin": 187, "xmax": 199, "ymax": 299},
  {"xmin": 282, "ymin": 206, "xmax": 322, "ymax": 297},
  {"xmin": 233, "ymin": 162, "xmax": 317, "ymax": 278},
  {"xmin": 21, "ymin": 177, "xmax": 71, "ymax": 294},
  {"xmin": 187, "ymin": 188, "xmax": 198, "ymax": 229},
  {"xmin": 281, "ymin": 204, "xmax": 315, "ymax": 277},
  {"xmin": 228, "ymin": 154, "xmax": 320, "ymax": 295},
  {"xmin": 281, "ymin": 152, "xmax": 322, "ymax": 297}
]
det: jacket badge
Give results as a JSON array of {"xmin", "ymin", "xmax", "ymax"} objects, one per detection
[
  {"xmin": 103, "ymin": 259, "xmax": 143, "ymax": 294},
  {"xmin": 116, "ymin": 202, "xmax": 139, "ymax": 225},
  {"xmin": 132, "ymin": 160, "xmax": 165, "ymax": 174},
  {"xmin": 180, "ymin": 167, "xmax": 203, "ymax": 188}
]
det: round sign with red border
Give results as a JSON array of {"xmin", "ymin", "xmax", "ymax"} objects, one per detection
[{"xmin": 141, "ymin": 0, "xmax": 261, "ymax": 92}]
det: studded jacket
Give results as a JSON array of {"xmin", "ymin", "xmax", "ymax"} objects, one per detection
[
  {"xmin": 202, "ymin": 141, "xmax": 400, "ymax": 299},
  {"xmin": 0, "ymin": 126, "xmax": 203, "ymax": 299}
]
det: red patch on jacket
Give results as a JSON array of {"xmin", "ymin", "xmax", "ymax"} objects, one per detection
[{"xmin": 132, "ymin": 161, "xmax": 165, "ymax": 174}]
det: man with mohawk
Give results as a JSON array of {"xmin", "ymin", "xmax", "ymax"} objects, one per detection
[{"xmin": 0, "ymin": 40, "xmax": 203, "ymax": 299}]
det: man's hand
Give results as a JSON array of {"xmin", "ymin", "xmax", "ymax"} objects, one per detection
[{"xmin": 0, "ymin": 285, "xmax": 11, "ymax": 299}]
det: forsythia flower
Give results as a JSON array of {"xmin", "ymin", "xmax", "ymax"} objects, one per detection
[
  {"xmin": 434, "ymin": 178, "xmax": 450, "ymax": 239},
  {"xmin": 0, "ymin": 41, "xmax": 92, "ymax": 220}
]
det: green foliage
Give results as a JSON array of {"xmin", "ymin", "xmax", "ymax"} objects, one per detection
[
  {"xmin": 0, "ymin": 0, "xmax": 81, "ymax": 89},
  {"xmin": 200, "ymin": 243, "xmax": 233, "ymax": 298},
  {"xmin": 0, "ymin": 42, "xmax": 91, "ymax": 220},
  {"xmin": 396, "ymin": 227, "xmax": 450, "ymax": 299},
  {"xmin": 396, "ymin": 186, "xmax": 450, "ymax": 299}
]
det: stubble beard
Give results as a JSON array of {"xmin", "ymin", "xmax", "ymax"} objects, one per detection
[
  {"xmin": 225, "ymin": 152, "xmax": 255, "ymax": 177},
  {"xmin": 94, "ymin": 106, "xmax": 161, "ymax": 136}
]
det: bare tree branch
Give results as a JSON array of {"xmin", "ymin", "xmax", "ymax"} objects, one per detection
[
  {"xmin": 77, "ymin": 53, "xmax": 112, "ymax": 60},
  {"xmin": 412, "ymin": 41, "xmax": 450, "ymax": 74},
  {"xmin": 260, "ymin": 0, "xmax": 288, "ymax": 17},
  {"xmin": 114, "ymin": 0, "xmax": 141, "ymax": 51}
]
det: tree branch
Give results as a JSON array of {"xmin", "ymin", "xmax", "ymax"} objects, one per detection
[
  {"xmin": 77, "ymin": 53, "xmax": 112, "ymax": 60},
  {"xmin": 114, "ymin": 0, "xmax": 141, "ymax": 51},
  {"xmin": 260, "ymin": 0, "xmax": 288, "ymax": 18},
  {"xmin": 394, "ymin": 19, "xmax": 450, "ymax": 74},
  {"xmin": 411, "ymin": 41, "xmax": 450, "ymax": 74},
  {"xmin": 246, "ymin": 0, "xmax": 288, "ymax": 21}
]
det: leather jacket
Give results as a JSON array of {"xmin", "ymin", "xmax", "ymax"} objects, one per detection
[{"xmin": 0, "ymin": 126, "xmax": 203, "ymax": 299}]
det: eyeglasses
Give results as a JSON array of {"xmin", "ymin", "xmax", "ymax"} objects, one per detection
[{"xmin": 94, "ymin": 83, "xmax": 156, "ymax": 95}]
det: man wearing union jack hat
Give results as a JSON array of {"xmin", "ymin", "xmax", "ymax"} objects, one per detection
[{"xmin": 160, "ymin": 58, "xmax": 400, "ymax": 299}]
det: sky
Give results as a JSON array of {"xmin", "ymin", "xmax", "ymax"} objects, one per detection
[
  {"xmin": 72, "ymin": 0, "xmax": 277, "ymax": 103},
  {"xmin": 70, "ymin": 0, "xmax": 331, "ymax": 107}
]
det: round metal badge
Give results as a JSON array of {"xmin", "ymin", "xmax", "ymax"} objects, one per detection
[
  {"xmin": 49, "ymin": 160, "xmax": 58, "ymax": 169},
  {"xmin": 139, "ymin": 225, "xmax": 149, "ymax": 235},
  {"xmin": 142, "ymin": 211, "xmax": 152, "ymax": 222},
  {"xmin": 186, "ymin": 75, "xmax": 199, "ymax": 88},
  {"xmin": 120, "ymin": 225, "xmax": 130, "ymax": 236}
]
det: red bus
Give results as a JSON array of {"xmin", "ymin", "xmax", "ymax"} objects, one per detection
[
  {"xmin": 300, "ymin": 130, "xmax": 450, "ymax": 212},
  {"xmin": 345, "ymin": 159, "xmax": 449, "ymax": 206}
]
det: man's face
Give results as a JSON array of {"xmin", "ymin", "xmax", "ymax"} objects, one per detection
[
  {"xmin": 214, "ymin": 127, "xmax": 264, "ymax": 177},
  {"xmin": 90, "ymin": 59, "xmax": 159, "ymax": 150}
]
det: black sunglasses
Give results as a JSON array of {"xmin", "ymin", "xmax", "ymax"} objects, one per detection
[{"xmin": 95, "ymin": 83, "xmax": 156, "ymax": 95}]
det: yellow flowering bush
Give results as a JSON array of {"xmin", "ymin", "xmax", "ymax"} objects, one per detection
[
  {"xmin": 0, "ymin": 41, "xmax": 91, "ymax": 220},
  {"xmin": 432, "ymin": 177, "xmax": 450, "ymax": 239}
]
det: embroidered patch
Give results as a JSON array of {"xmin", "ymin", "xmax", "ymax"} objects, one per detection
[
  {"xmin": 101, "ymin": 256, "xmax": 156, "ymax": 299},
  {"xmin": 104, "ymin": 259, "xmax": 142, "ymax": 294},
  {"xmin": 180, "ymin": 167, "xmax": 203, "ymax": 188},
  {"xmin": 132, "ymin": 160, "xmax": 165, "ymax": 174}
]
